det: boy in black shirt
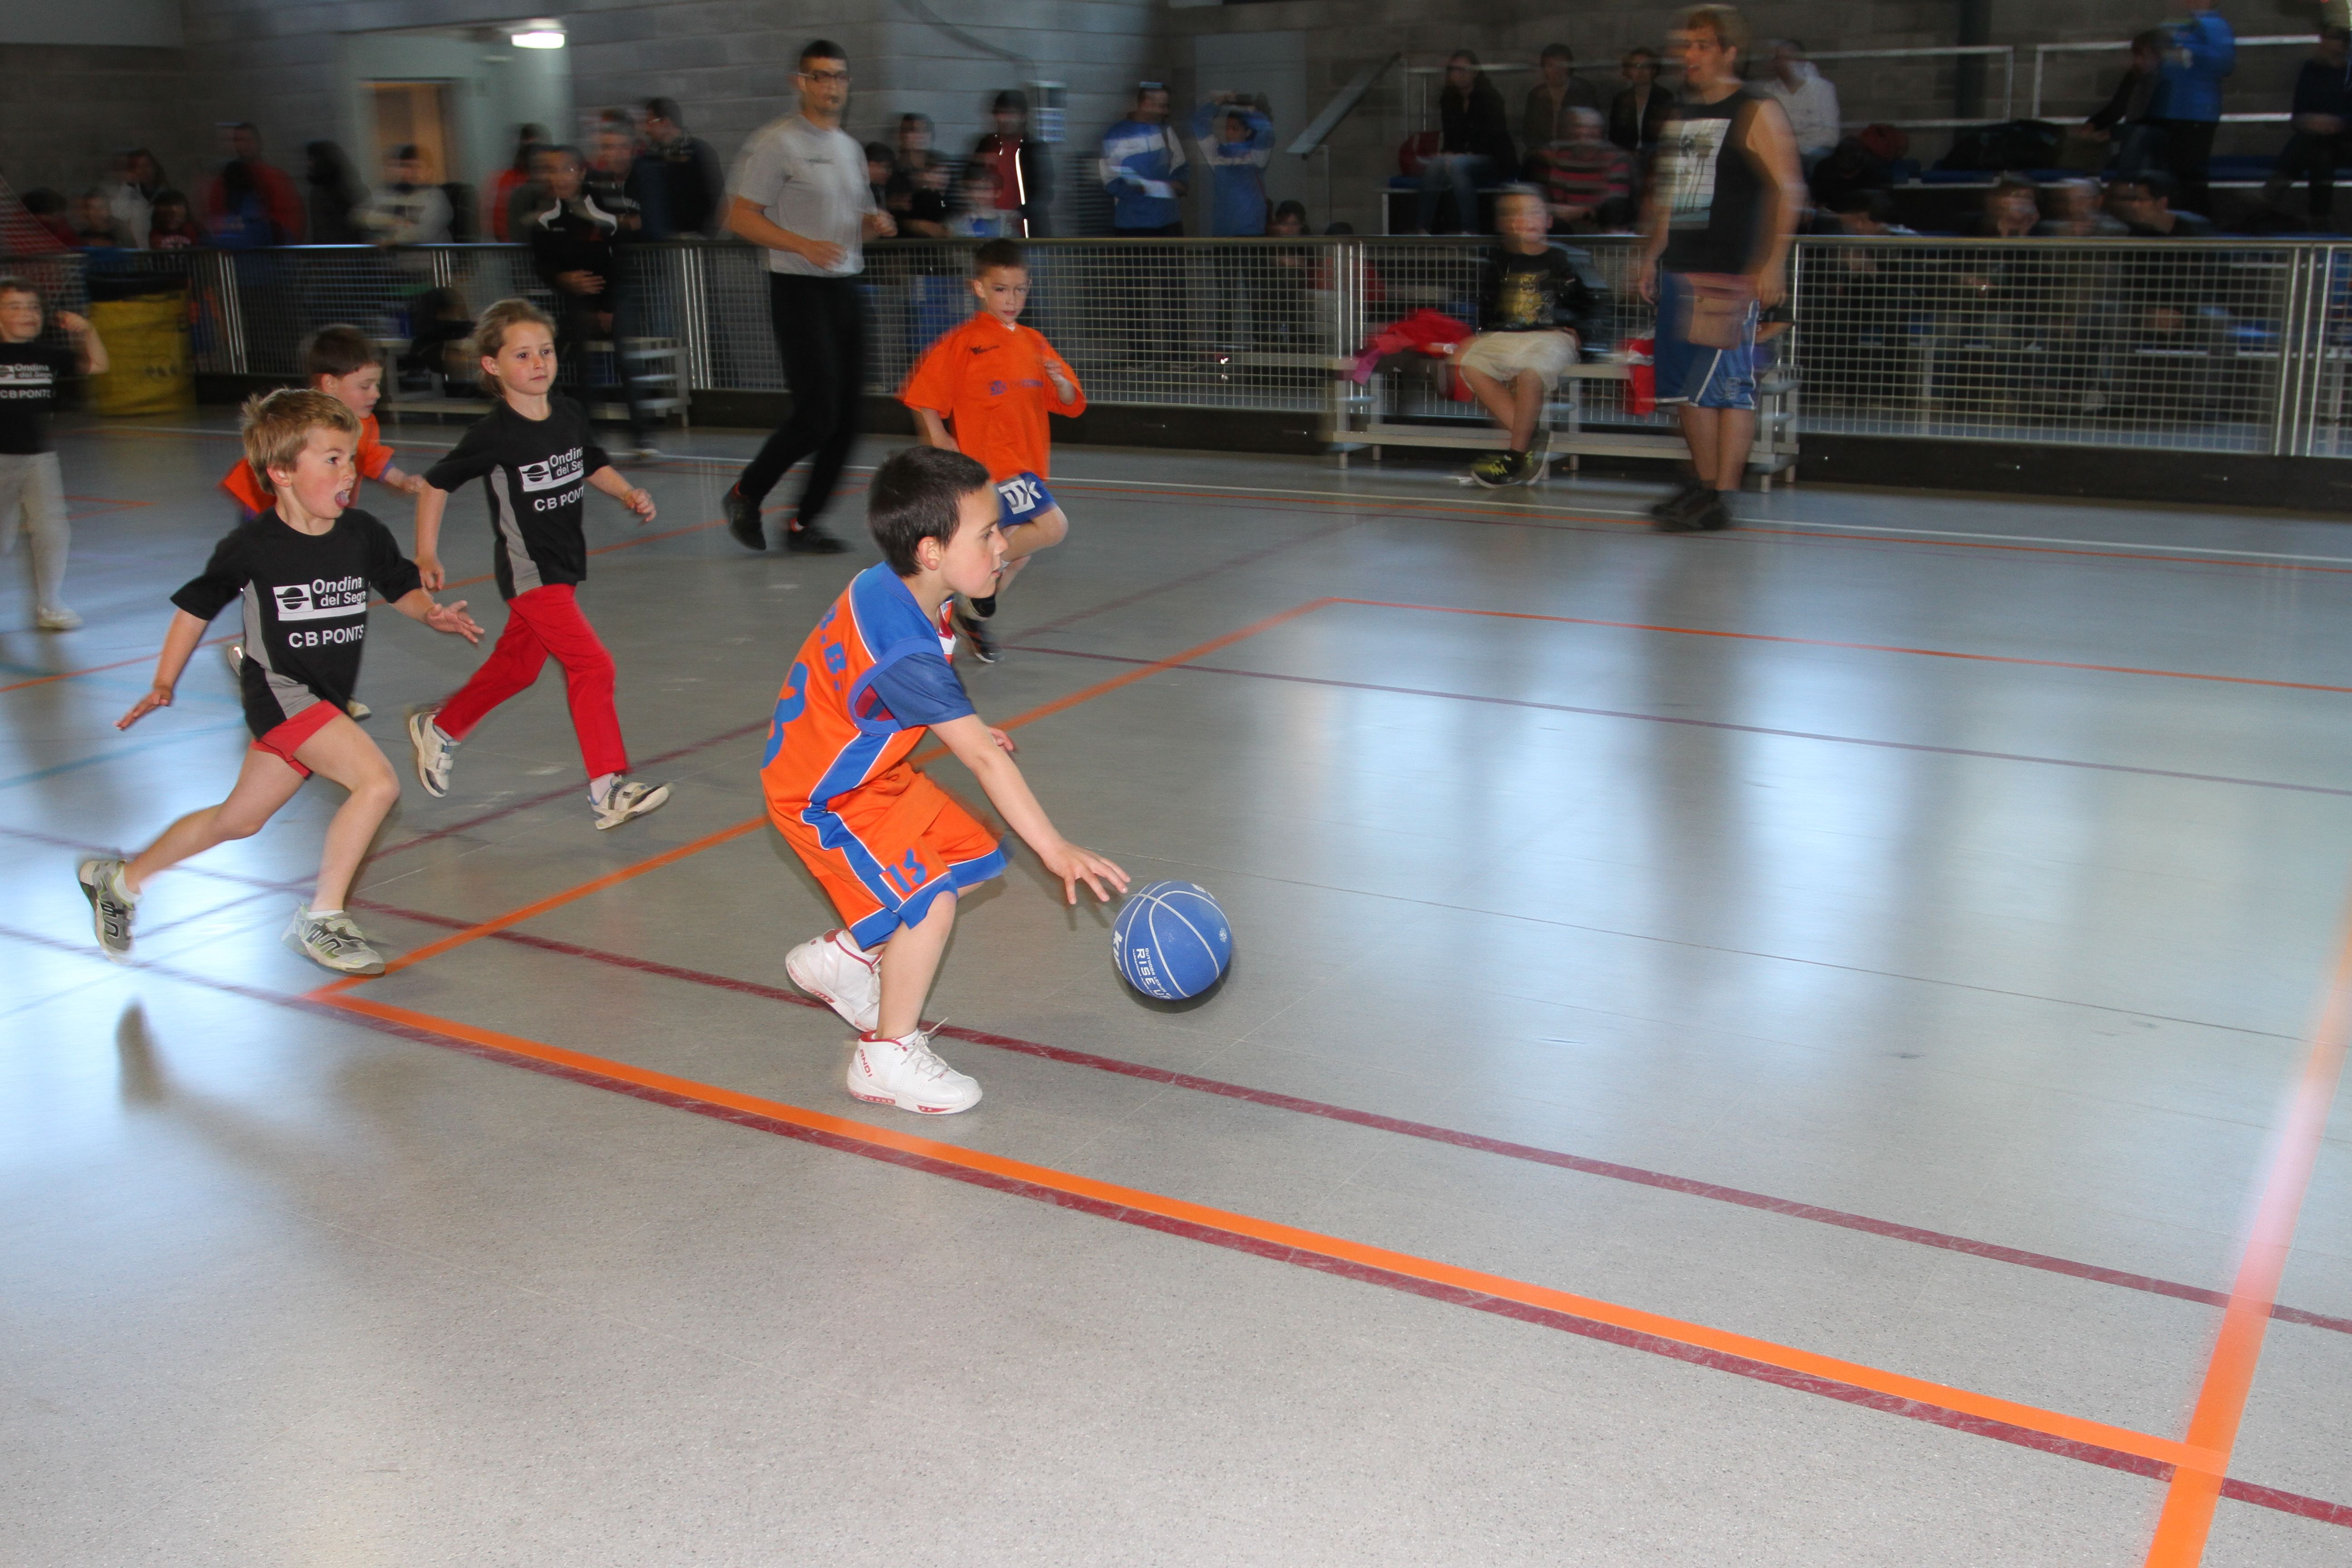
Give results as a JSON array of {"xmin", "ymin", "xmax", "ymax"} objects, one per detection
[
  {"xmin": 0, "ymin": 276, "xmax": 109, "ymax": 630},
  {"xmin": 78, "ymin": 390, "xmax": 482, "ymax": 974},
  {"xmin": 408, "ymin": 298, "xmax": 671, "ymax": 831},
  {"xmin": 1454, "ymin": 188, "xmax": 1609, "ymax": 486}
]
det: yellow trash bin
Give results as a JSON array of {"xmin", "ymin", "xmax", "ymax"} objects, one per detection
[{"xmin": 87, "ymin": 293, "xmax": 195, "ymax": 416}]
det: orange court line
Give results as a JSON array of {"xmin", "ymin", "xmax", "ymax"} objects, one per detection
[
  {"xmin": 327, "ymin": 598, "xmax": 1338, "ymax": 988},
  {"xmin": 309, "ymin": 986, "xmax": 2218, "ymax": 1477},
  {"xmin": 2141, "ymin": 898, "xmax": 2352, "ymax": 1564},
  {"xmin": 1331, "ymin": 599, "xmax": 2352, "ymax": 696}
]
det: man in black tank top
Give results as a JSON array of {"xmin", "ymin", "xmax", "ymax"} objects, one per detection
[{"xmin": 1638, "ymin": 5, "xmax": 1804, "ymax": 533}]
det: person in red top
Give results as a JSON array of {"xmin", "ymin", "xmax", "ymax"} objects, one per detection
[
  {"xmin": 967, "ymin": 90, "xmax": 1051, "ymax": 237},
  {"xmin": 204, "ymin": 123, "xmax": 305, "ymax": 245},
  {"xmin": 898, "ymin": 239, "xmax": 1083, "ymax": 663},
  {"xmin": 219, "ymin": 325, "xmax": 423, "ymax": 718}
]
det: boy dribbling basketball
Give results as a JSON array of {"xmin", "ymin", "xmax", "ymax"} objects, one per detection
[
  {"xmin": 765, "ymin": 446, "xmax": 1126, "ymax": 1114},
  {"xmin": 899, "ymin": 238, "xmax": 1084, "ymax": 663}
]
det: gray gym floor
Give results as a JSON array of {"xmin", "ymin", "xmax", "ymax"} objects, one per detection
[{"xmin": 3, "ymin": 412, "xmax": 2348, "ymax": 1566}]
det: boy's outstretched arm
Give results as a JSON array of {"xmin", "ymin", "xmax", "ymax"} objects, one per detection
[
  {"xmin": 413, "ymin": 484, "xmax": 451, "ymax": 589},
  {"xmin": 389, "ymin": 588, "xmax": 484, "ymax": 643},
  {"xmin": 587, "ymin": 466, "xmax": 657, "ymax": 523},
  {"xmin": 933, "ymin": 714, "xmax": 1128, "ymax": 905},
  {"xmin": 117, "ymin": 609, "xmax": 210, "ymax": 729}
]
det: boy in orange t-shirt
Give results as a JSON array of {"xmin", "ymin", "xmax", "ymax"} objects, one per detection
[
  {"xmin": 899, "ymin": 238, "xmax": 1084, "ymax": 663},
  {"xmin": 219, "ymin": 324, "xmax": 425, "ymax": 716}
]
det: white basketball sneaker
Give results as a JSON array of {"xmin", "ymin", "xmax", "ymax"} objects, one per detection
[
  {"xmin": 847, "ymin": 1026, "xmax": 981, "ymax": 1115},
  {"xmin": 785, "ymin": 928, "xmax": 881, "ymax": 1032}
]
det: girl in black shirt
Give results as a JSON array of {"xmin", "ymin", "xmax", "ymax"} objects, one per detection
[
  {"xmin": 82, "ymin": 391, "xmax": 480, "ymax": 976},
  {"xmin": 409, "ymin": 299, "xmax": 671, "ymax": 832}
]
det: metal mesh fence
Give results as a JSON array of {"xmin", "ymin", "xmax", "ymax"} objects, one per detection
[{"xmin": 10, "ymin": 236, "xmax": 2350, "ymax": 460}]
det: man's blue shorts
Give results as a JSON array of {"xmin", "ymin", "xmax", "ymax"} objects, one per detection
[
  {"xmin": 1653, "ymin": 270, "xmax": 1757, "ymax": 412},
  {"xmin": 995, "ymin": 471, "xmax": 1056, "ymax": 529}
]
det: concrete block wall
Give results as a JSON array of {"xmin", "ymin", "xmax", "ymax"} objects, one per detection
[{"xmin": 0, "ymin": 44, "xmax": 212, "ymax": 206}]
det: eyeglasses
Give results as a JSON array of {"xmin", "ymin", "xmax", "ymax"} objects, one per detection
[{"xmin": 801, "ymin": 68, "xmax": 850, "ymax": 83}]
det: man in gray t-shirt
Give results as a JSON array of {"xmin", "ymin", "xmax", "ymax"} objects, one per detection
[{"xmin": 722, "ymin": 38, "xmax": 897, "ymax": 554}]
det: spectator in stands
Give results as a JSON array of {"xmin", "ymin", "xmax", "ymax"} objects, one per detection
[
  {"xmin": 1193, "ymin": 92, "xmax": 1274, "ymax": 236},
  {"xmin": 2108, "ymin": 172, "xmax": 2215, "ymax": 236},
  {"xmin": 353, "ymin": 146, "xmax": 451, "ymax": 245},
  {"xmin": 1523, "ymin": 43, "xmax": 1600, "ymax": 175},
  {"xmin": 206, "ymin": 122, "xmax": 304, "ymax": 245},
  {"xmin": 1814, "ymin": 188, "xmax": 1915, "ymax": 235},
  {"xmin": 948, "ymin": 164, "xmax": 1017, "ymax": 238},
  {"xmin": 864, "ymin": 142, "xmax": 896, "ymax": 211},
  {"xmin": 1759, "ymin": 40, "xmax": 1841, "ymax": 174},
  {"xmin": 1417, "ymin": 51, "xmax": 1515, "ymax": 234},
  {"xmin": 2144, "ymin": 0, "xmax": 2234, "ymax": 217},
  {"xmin": 529, "ymin": 143, "xmax": 656, "ymax": 457},
  {"xmin": 2085, "ymin": 29, "xmax": 2165, "ymax": 169},
  {"xmin": 145, "ymin": 190, "xmax": 206, "ymax": 249},
  {"xmin": 304, "ymin": 142, "xmax": 367, "ymax": 245},
  {"xmin": 486, "ymin": 124, "xmax": 549, "ymax": 242},
  {"xmin": 630, "ymin": 98, "xmax": 725, "ymax": 239},
  {"xmin": 107, "ymin": 150, "xmax": 167, "ymax": 249},
  {"xmin": 19, "ymin": 189, "xmax": 78, "ymax": 250},
  {"xmin": 1962, "ymin": 173, "xmax": 2042, "ymax": 238},
  {"xmin": 2259, "ymin": 28, "xmax": 2352, "ymax": 229},
  {"xmin": 1539, "ymin": 108, "xmax": 1632, "ymax": 233},
  {"xmin": 2035, "ymin": 177, "xmax": 2127, "ymax": 236},
  {"xmin": 885, "ymin": 113, "xmax": 951, "ymax": 238},
  {"xmin": 588, "ymin": 111, "xmax": 643, "ymax": 231},
  {"xmin": 971, "ymin": 90, "xmax": 1053, "ymax": 237},
  {"xmin": 1102, "ymin": 82, "xmax": 1187, "ymax": 235},
  {"xmin": 1610, "ymin": 49, "xmax": 1674, "ymax": 157},
  {"xmin": 71, "ymin": 190, "xmax": 126, "ymax": 248}
]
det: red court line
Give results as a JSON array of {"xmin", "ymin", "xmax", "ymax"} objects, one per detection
[
  {"xmin": 9, "ymin": 914, "xmax": 2345, "ymax": 1533},
  {"xmin": 0, "ymin": 634, "xmax": 238, "ymax": 696},
  {"xmin": 1333, "ymin": 598, "xmax": 2352, "ymax": 697},
  {"xmin": 2143, "ymin": 900, "xmax": 2352, "ymax": 1564},
  {"xmin": 1006, "ymin": 643, "xmax": 2352, "ymax": 801},
  {"xmin": 315, "ymin": 892, "xmax": 2352, "ymax": 1342}
]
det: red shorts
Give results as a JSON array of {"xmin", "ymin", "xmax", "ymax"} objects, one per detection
[
  {"xmin": 251, "ymin": 700, "xmax": 342, "ymax": 778},
  {"xmin": 769, "ymin": 766, "xmax": 1008, "ymax": 950}
]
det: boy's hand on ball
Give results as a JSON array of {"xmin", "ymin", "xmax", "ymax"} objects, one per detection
[
  {"xmin": 1042, "ymin": 840, "xmax": 1127, "ymax": 905},
  {"xmin": 987, "ymin": 726, "xmax": 1016, "ymax": 755},
  {"xmin": 118, "ymin": 686, "xmax": 172, "ymax": 730}
]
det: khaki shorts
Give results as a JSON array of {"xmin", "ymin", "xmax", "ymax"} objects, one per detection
[{"xmin": 1457, "ymin": 330, "xmax": 1580, "ymax": 388}]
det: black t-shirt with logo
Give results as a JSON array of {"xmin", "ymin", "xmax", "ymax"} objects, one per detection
[
  {"xmin": 0, "ymin": 340, "xmax": 78, "ymax": 455},
  {"xmin": 422, "ymin": 396, "xmax": 610, "ymax": 601},
  {"xmin": 1476, "ymin": 243, "xmax": 1607, "ymax": 341},
  {"xmin": 1656, "ymin": 88, "xmax": 1771, "ymax": 276},
  {"xmin": 171, "ymin": 506, "xmax": 422, "ymax": 738}
]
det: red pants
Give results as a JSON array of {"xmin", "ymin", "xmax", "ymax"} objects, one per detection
[{"xmin": 436, "ymin": 584, "xmax": 628, "ymax": 779}]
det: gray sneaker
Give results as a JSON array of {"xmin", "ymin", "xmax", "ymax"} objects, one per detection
[
  {"xmin": 406, "ymin": 708, "xmax": 453, "ymax": 798},
  {"xmin": 592, "ymin": 779, "xmax": 671, "ymax": 831},
  {"xmin": 284, "ymin": 905, "xmax": 386, "ymax": 975},
  {"xmin": 76, "ymin": 857, "xmax": 137, "ymax": 962}
]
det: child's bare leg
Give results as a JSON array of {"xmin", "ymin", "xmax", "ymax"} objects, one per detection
[
  {"xmin": 875, "ymin": 891, "xmax": 956, "ymax": 1037},
  {"xmin": 289, "ymin": 715, "xmax": 404, "ymax": 910},
  {"xmin": 1509, "ymin": 372, "xmax": 1545, "ymax": 451},
  {"xmin": 126, "ymin": 747, "xmax": 307, "ymax": 893},
  {"xmin": 1460, "ymin": 365, "xmax": 1515, "ymax": 432},
  {"xmin": 1000, "ymin": 506, "xmax": 1068, "ymax": 564}
]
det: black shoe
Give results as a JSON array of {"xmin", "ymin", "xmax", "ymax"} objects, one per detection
[
  {"xmin": 1507, "ymin": 449, "xmax": 1544, "ymax": 485},
  {"xmin": 724, "ymin": 487, "xmax": 765, "ymax": 551},
  {"xmin": 956, "ymin": 611, "xmax": 999, "ymax": 663},
  {"xmin": 1693, "ymin": 491, "xmax": 1735, "ymax": 532},
  {"xmin": 968, "ymin": 594, "xmax": 998, "ymax": 619},
  {"xmin": 1649, "ymin": 477, "xmax": 1711, "ymax": 531},
  {"xmin": 784, "ymin": 519, "xmax": 848, "ymax": 555}
]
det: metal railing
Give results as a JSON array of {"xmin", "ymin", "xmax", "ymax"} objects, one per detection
[{"xmin": 17, "ymin": 235, "xmax": 2352, "ymax": 461}]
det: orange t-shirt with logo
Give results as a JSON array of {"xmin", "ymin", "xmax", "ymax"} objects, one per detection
[
  {"xmin": 220, "ymin": 412, "xmax": 394, "ymax": 514},
  {"xmin": 899, "ymin": 314, "xmax": 1085, "ymax": 483}
]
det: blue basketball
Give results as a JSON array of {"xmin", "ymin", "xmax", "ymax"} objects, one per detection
[{"xmin": 1112, "ymin": 881, "xmax": 1232, "ymax": 1000}]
